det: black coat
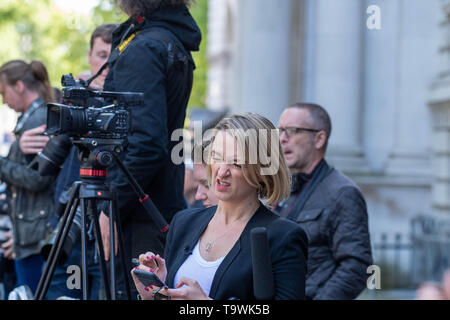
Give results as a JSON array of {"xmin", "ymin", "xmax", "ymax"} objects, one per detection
[
  {"xmin": 164, "ymin": 203, "xmax": 308, "ymax": 300},
  {"xmin": 102, "ymin": 4, "xmax": 201, "ymax": 297},
  {"xmin": 275, "ymin": 161, "xmax": 373, "ymax": 299}
]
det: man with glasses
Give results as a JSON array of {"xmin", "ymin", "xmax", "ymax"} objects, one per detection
[{"xmin": 275, "ymin": 103, "xmax": 372, "ymax": 300}]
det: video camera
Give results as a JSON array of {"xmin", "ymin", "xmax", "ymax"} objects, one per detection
[
  {"xmin": 34, "ymin": 74, "xmax": 144, "ymax": 265},
  {"xmin": 47, "ymin": 73, "xmax": 143, "ymax": 140},
  {"xmin": 31, "ymin": 74, "xmax": 144, "ymax": 176}
]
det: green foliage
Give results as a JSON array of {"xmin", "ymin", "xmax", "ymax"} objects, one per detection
[
  {"xmin": 92, "ymin": 0, "xmax": 127, "ymax": 26},
  {"xmin": 188, "ymin": 0, "xmax": 208, "ymax": 109},
  {"xmin": 0, "ymin": 0, "xmax": 92, "ymax": 89},
  {"xmin": 0, "ymin": 0, "xmax": 208, "ymax": 107}
]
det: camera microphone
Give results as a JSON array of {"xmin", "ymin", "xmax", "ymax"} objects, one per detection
[{"xmin": 250, "ymin": 227, "xmax": 274, "ymax": 300}]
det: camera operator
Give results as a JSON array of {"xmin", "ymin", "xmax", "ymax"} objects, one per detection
[
  {"xmin": 98, "ymin": 0, "xmax": 201, "ymax": 299},
  {"xmin": 0, "ymin": 60, "xmax": 57, "ymax": 294}
]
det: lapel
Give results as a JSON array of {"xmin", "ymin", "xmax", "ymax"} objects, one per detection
[{"xmin": 208, "ymin": 203, "xmax": 272, "ymax": 299}]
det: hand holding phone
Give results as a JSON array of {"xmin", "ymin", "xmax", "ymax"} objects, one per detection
[{"xmin": 132, "ymin": 268, "xmax": 168, "ymax": 289}]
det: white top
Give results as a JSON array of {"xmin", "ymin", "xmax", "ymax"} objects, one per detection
[{"xmin": 173, "ymin": 240, "xmax": 225, "ymax": 297}]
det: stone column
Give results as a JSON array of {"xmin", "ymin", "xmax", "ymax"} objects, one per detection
[
  {"xmin": 206, "ymin": 0, "xmax": 237, "ymax": 111},
  {"xmin": 384, "ymin": 0, "xmax": 439, "ymax": 179},
  {"xmin": 429, "ymin": 0, "xmax": 450, "ymax": 216},
  {"xmin": 303, "ymin": 0, "xmax": 369, "ymax": 173},
  {"xmin": 362, "ymin": 0, "xmax": 400, "ymax": 174},
  {"xmin": 233, "ymin": 0, "xmax": 293, "ymax": 125}
]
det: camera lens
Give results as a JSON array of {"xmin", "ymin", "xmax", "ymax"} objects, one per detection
[{"xmin": 36, "ymin": 134, "xmax": 73, "ymax": 176}]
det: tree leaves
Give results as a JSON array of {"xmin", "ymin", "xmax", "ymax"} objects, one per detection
[{"xmin": 0, "ymin": 0, "xmax": 207, "ymax": 108}]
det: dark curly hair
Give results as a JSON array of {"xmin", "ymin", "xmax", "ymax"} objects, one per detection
[{"xmin": 116, "ymin": 0, "xmax": 194, "ymax": 17}]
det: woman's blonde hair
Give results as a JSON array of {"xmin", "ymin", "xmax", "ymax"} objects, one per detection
[{"xmin": 206, "ymin": 112, "xmax": 291, "ymax": 205}]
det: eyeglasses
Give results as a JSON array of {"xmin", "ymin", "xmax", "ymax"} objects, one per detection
[{"xmin": 278, "ymin": 126, "xmax": 320, "ymax": 138}]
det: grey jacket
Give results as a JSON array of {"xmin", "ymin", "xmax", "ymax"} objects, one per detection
[
  {"xmin": 276, "ymin": 161, "xmax": 372, "ymax": 299},
  {"xmin": 0, "ymin": 99, "xmax": 56, "ymax": 259}
]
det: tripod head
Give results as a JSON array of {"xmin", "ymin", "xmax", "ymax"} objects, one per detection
[
  {"xmin": 72, "ymin": 137, "xmax": 125, "ymax": 184},
  {"xmin": 72, "ymin": 136, "xmax": 169, "ymax": 233}
]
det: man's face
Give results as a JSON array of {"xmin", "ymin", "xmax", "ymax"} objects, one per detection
[
  {"xmin": 278, "ymin": 108, "xmax": 318, "ymax": 174},
  {"xmin": 88, "ymin": 37, "xmax": 111, "ymax": 89}
]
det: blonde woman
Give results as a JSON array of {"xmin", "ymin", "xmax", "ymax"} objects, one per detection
[{"xmin": 132, "ymin": 113, "xmax": 308, "ymax": 300}]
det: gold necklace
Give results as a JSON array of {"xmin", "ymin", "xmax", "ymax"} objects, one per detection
[
  {"xmin": 204, "ymin": 227, "xmax": 237, "ymax": 253},
  {"xmin": 203, "ymin": 216, "xmax": 250, "ymax": 255}
]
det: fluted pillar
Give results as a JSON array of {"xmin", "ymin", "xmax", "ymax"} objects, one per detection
[
  {"xmin": 429, "ymin": 0, "xmax": 450, "ymax": 215},
  {"xmin": 303, "ymin": 0, "xmax": 369, "ymax": 173},
  {"xmin": 233, "ymin": 0, "xmax": 293, "ymax": 124}
]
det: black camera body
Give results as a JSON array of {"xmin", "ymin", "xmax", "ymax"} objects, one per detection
[
  {"xmin": 46, "ymin": 73, "xmax": 143, "ymax": 140},
  {"xmin": 36, "ymin": 74, "xmax": 144, "ymax": 264},
  {"xmin": 46, "ymin": 103, "xmax": 129, "ymax": 140},
  {"xmin": 31, "ymin": 74, "xmax": 144, "ymax": 177}
]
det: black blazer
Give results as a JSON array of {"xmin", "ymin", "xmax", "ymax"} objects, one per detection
[{"xmin": 163, "ymin": 203, "xmax": 308, "ymax": 300}]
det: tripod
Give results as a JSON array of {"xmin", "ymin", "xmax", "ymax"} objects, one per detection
[{"xmin": 34, "ymin": 138, "xmax": 169, "ymax": 300}]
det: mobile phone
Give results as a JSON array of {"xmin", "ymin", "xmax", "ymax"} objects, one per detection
[{"xmin": 132, "ymin": 268, "xmax": 167, "ymax": 288}]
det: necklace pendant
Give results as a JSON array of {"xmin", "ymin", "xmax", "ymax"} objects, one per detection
[{"xmin": 205, "ymin": 242, "xmax": 212, "ymax": 253}]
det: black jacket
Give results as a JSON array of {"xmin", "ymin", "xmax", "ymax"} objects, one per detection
[
  {"xmin": 275, "ymin": 161, "xmax": 372, "ymax": 300},
  {"xmin": 103, "ymin": 4, "xmax": 201, "ymax": 225},
  {"xmin": 164, "ymin": 204, "xmax": 308, "ymax": 300},
  {"xmin": 101, "ymin": 5, "xmax": 201, "ymax": 297}
]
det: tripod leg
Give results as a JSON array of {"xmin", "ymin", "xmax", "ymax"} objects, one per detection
[
  {"xmin": 35, "ymin": 194, "xmax": 80, "ymax": 300},
  {"xmin": 111, "ymin": 196, "xmax": 132, "ymax": 300},
  {"xmin": 109, "ymin": 201, "xmax": 117, "ymax": 300},
  {"xmin": 91, "ymin": 208, "xmax": 112, "ymax": 300},
  {"xmin": 80, "ymin": 198, "xmax": 89, "ymax": 300}
]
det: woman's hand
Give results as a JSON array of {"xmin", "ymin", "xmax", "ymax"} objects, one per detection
[
  {"xmin": 130, "ymin": 265, "xmax": 156, "ymax": 300},
  {"xmin": 159, "ymin": 277, "xmax": 212, "ymax": 300},
  {"xmin": 138, "ymin": 252, "xmax": 167, "ymax": 282},
  {"xmin": 130, "ymin": 252, "xmax": 168, "ymax": 300}
]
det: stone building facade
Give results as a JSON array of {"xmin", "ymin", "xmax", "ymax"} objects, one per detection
[{"xmin": 206, "ymin": 0, "xmax": 447, "ymax": 284}]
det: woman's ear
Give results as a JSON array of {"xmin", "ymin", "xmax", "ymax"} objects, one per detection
[{"xmin": 13, "ymin": 80, "xmax": 25, "ymax": 94}]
